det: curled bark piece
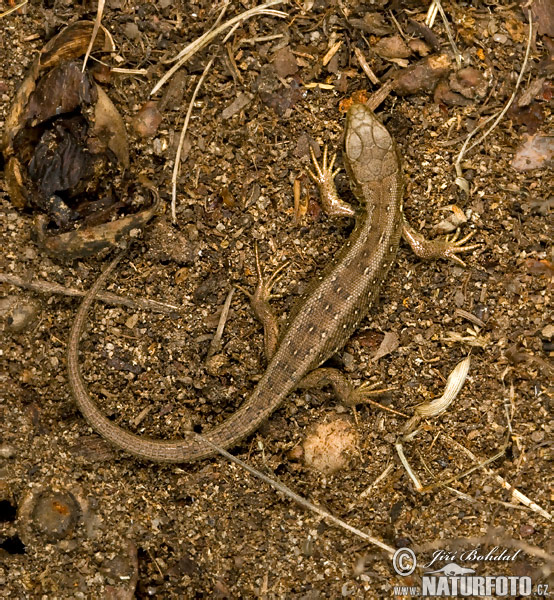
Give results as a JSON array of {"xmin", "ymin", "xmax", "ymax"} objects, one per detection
[
  {"xmin": 36, "ymin": 192, "xmax": 161, "ymax": 260},
  {"xmin": 392, "ymin": 53, "xmax": 452, "ymax": 96}
]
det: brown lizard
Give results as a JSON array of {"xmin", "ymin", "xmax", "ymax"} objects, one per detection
[{"xmin": 67, "ymin": 103, "xmax": 478, "ymax": 462}]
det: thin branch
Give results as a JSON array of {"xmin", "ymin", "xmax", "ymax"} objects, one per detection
[
  {"xmin": 446, "ymin": 436, "xmax": 552, "ymax": 521},
  {"xmin": 434, "ymin": 0, "xmax": 462, "ymax": 68},
  {"xmin": 150, "ymin": 1, "xmax": 287, "ymax": 96},
  {"xmin": 171, "ymin": 55, "xmax": 215, "ymax": 222},
  {"xmin": 206, "ymin": 287, "xmax": 235, "ymax": 360},
  {"xmin": 425, "ymin": 1, "xmax": 439, "ymax": 28},
  {"xmin": 196, "ymin": 434, "xmax": 396, "ymax": 556},
  {"xmin": 0, "ymin": 273, "xmax": 179, "ymax": 314},
  {"xmin": 395, "ymin": 442, "xmax": 424, "ymax": 491},
  {"xmin": 421, "ymin": 446, "xmax": 507, "ymax": 492},
  {"xmin": 0, "ymin": 0, "xmax": 28, "ymax": 18},
  {"xmin": 454, "ymin": 10, "xmax": 533, "ymax": 186},
  {"xmin": 82, "ymin": 0, "xmax": 105, "ymax": 72}
]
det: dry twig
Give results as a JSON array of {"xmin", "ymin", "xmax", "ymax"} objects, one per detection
[
  {"xmin": 171, "ymin": 55, "xmax": 215, "ymax": 222},
  {"xmin": 196, "ymin": 434, "xmax": 396, "ymax": 556},
  {"xmin": 426, "ymin": 0, "xmax": 462, "ymax": 68},
  {"xmin": 447, "ymin": 436, "xmax": 552, "ymax": 522},
  {"xmin": 150, "ymin": 1, "xmax": 287, "ymax": 96},
  {"xmin": 82, "ymin": 0, "xmax": 105, "ymax": 72},
  {"xmin": 0, "ymin": 273, "xmax": 179, "ymax": 314},
  {"xmin": 0, "ymin": 0, "xmax": 28, "ymax": 19},
  {"xmin": 206, "ymin": 287, "xmax": 235, "ymax": 360},
  {"xmin": 454, "ymin": 10, "xmax": 533, "ymax": 192}
]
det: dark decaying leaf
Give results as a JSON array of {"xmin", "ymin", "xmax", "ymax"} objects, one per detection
[
  {"xmin": 1, "ymin": 21, "xmax": 154, "ymax": 260},
  {"xmin": 23, "ymin": 61, "xmax": 95, "ymax": 127}
]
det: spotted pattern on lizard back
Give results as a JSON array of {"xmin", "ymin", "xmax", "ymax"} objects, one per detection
[{"xmin": 67, "ymin": 103, "xmax": 405, "ymax": 462}]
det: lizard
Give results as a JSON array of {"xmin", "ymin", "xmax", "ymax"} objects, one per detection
[{"xmin": 67, "ymin": 102, "xmax": 478, "ymax": 462}]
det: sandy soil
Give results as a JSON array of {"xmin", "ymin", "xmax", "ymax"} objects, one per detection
[{"xmin": 0, "ymin": 1, "xmax": 552, "ymax": 597}]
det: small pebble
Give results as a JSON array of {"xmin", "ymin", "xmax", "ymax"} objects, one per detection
[
  {"xmin": 5, "ymin": 298, "xmax": 41, "ymax": 333},
  {"xmin": 132, "ymin": 101, "xmax": 163, "ymax": 137},
  {"xmin": 519, "ymin": 524, "xmax": 534, "ymax": 537},
  {"xmin": 303, "ymin": 418, "xmax": 358, "ymax": 474},
  {"xmin": 0, "ymin": 444, "xmax": 17, "ymax": 459}
]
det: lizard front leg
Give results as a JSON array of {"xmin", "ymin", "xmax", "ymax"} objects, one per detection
[
  {"xmin": 402, "ymin": 221, "xmax": 480, "ymax": 267},
  {"xmin": 243, "ymin": 144, "xmax": 359, "ymax": 360},
  {"xmin": 307, "ymin": 145, "xmax": 356, "ymax": 218}
]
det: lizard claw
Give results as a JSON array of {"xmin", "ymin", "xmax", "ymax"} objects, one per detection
[
  {"xmin": 307, "ymin": 145, "xmax": 355, "ymax": 218},
  {"xmin": 237, "ymin": 242, "xmax": 290, "ymax": 304},
  {"xmin": 347, "ymin": 381, "xmax": 394, "ymax": 404},
  {"xmin": 347, "ymin": 382, "xmax": 408, "ymax": 418},
  {"xmin": 307, "ymin": 145, "xmax": 340, "ymax": 185},
  {"xmin": 441, "ymin": 231, "xmax": 481, "ymax": 267},
  {"xmin": 403, "ymin": 223, "xmax": 480, "ymax": 267}
]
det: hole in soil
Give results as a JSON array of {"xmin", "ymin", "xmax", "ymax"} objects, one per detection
[
  {"xmin": 0, "ymin": 535, "xmax": 26, "ymax": 555},
  {"xmin": 0, "ymin": 500, "xmax": 17, "ymax": 522}
]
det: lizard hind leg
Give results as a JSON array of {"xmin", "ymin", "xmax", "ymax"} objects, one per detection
[
  {"xmin": 297, "ymin": 367, "xmax": 406, "ymax": 418},
  {"xmin": 236, "ymin": 242, "xmax": 290, "ymax": 361}
]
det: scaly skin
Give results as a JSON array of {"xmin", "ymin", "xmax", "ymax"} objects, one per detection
[{"xmin": 67, "ymin": 103, "xmax": 473, "ymax": 462}]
